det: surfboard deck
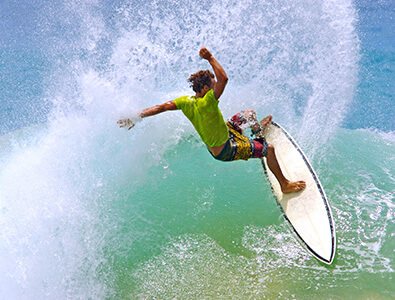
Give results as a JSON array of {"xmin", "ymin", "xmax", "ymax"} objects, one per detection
[{"xmin": 261, "ymin": 121, "xmax": 336, "ymax": 264}]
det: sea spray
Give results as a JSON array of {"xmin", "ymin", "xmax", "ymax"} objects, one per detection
[{"xmin": 109, "ymin": 0, "xmax": 360, "ymax": 158}]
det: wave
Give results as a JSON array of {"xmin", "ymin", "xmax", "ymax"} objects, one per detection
[{"xmin": 3, "ymin": 0, "xmax": 392, "ymax": 299}]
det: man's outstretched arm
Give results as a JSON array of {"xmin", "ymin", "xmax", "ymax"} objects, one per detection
[{"xmin": 117, "ymin": 100, "xmax": 177, "ymax": 130}]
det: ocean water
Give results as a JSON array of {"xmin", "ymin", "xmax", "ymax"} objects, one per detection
[{"xmin": 0, "ymin": 0, "xmax": 394, "ymax": 299}]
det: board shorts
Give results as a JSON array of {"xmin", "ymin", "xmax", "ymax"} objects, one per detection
[{"xmin": 211, "ymin": 112, "xmax": 268, "ymax": 162}]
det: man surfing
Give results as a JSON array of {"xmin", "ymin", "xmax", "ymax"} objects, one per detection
[{"xmin": 118, "ymin": 47, "xmax": 306, "ymax": 194}]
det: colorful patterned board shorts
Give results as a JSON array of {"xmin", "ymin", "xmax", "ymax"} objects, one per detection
[{"xmin": 212, "ymin": 112, "xmax": 269, "ymax": 162}]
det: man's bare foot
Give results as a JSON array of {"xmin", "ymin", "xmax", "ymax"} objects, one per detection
[
  {"xmin": 281, "ymin": 180, "xmax": 306, "ymax": 194},
  {"xmin": 260, "ymin": 115, "xmax": 273, "ymax": 134}
]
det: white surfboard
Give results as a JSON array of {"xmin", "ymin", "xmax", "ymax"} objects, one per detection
[{"xmin": 261, "ymin": 121, "xmax": 336, "ymax": 264}]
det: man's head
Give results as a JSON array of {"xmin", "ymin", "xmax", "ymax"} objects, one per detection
[{"xmin": 188, "ymin": 70, "xmax": 215, "ymax": 94}]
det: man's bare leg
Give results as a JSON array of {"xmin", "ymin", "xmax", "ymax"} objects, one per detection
[
  {"xmin": 243, "ymin": 110, "xmax": 306, "ymax": 193},
  {"xmin": 257, "ymin": 114, "xmax": 306, "ymax": 194},
  {"xmin": 266, "ymin": 144, "xmax": 306, "ymax": 194}
]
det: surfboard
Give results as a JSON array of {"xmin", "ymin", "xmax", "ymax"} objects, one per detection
[{"xmin": 261, "ymin": 121, "xmax": 336, "ymax": 264}]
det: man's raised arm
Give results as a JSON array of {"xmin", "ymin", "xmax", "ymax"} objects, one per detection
[{"xmin": 199, "ymin": 47, "xmax": 228, "ymax": 100}]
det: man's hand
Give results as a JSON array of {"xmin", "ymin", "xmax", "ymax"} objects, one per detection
[
  {"xmin": 199, "ymin": 46, "xmax": 213, "ymax": 60},
  {"xmin": 117, "ymin": 118, "xmax": 135, "ymax": 130},
  {"xmin": 117, "ymin": 101, "xmax": 177, "ymax": 131}
]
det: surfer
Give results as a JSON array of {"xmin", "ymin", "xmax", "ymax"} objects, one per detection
[{"xmin": 118, "ymin": 47, "xmax": 306, "ymax": 194}]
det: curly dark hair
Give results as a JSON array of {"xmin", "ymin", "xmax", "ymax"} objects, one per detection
[{"xmin": 188, "ymin": 70, "xmax": 215, "ymax": 93}]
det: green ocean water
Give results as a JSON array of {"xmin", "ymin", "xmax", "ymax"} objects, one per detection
[
  {"xmin": 0, "ymin": 124, "xmax": 393, "ymax": 299},
  {"xmin": 0, "ymin": 0, "xmax": 394, "ymax": 299},
  {"xmin": 106, "ymin": 127, "xmax": 393, "ymax": 299}
]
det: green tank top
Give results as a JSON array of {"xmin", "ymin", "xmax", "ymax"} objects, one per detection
[{"xmin": 173, "ymin": 89, "xmax": 229, "ymax": 147}]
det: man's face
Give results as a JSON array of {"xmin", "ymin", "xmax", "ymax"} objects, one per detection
[{"xmin": 201, "ymin": 76, "xmax": 215, "ymax": 94}]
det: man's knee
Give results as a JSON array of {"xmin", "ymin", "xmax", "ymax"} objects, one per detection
[
  {"xmin": 243, "ymin": 109, "xmax": 256, "ymax": 118},
  {"xmin": 243, "ymin": 110, "xmax": 258, "ymax": 126}
]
